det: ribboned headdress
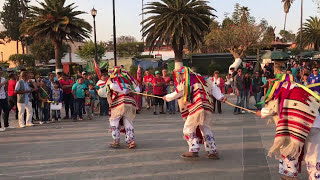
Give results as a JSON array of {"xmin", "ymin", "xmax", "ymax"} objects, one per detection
[
  {"xmin": 107, "ymin": 67, "xmax": 137, "ymax": 92},
  {"xmin": 173, "ymin": 66, "xmax": 212, "ymax": 103}
]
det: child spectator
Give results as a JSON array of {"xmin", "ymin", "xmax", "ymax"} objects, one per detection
[
  {"xmin": 38, "ymin": 79, "xmax": 50, "ymax": 124},
  {"xmin": 302, "ymin": 73, "xmax": 309, "ymax": 86},
  {"xmin": 166, "ymin": 80, "xmax": 176, "ymax": 114},
  {"xmin": 50, "ymin": 81, "xmax": 63, "ymax": 122},
  {"xmin": 88, "ymin": 84, "xmax": 96, "ymax": 114},
  {"xmin": 72, "ymin": 77, "xmax": 87, "ymax": 121},
  {"xmin": 84, "ymin": 89, "xmax": 94, "ymax": 120}
]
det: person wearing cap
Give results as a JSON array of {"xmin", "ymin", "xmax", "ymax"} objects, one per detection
[
  {"xmin": 152, "ymin": 71, "xmax": 165, "ymax": 115},
  {"xmin": 163, "ymin": 66, "xmax": 226, "ymax": 159},
  {"xmin": 82, "ymin": 71, "xmax": 90, "ymax": 87}
]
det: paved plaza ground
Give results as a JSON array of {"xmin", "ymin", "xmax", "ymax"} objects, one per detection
[{"xmin": 0, "ymin": 96, "xmax": 309, "ymax": 180}]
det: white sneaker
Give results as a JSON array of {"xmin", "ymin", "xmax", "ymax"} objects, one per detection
[
  {"xmin": 0, "ymin": 128, "xmax": 5, "ymax": 132},
  {"xmin": 51, "ymin": 119, "xmax": 56, "ymax": 122},
  {"xmin": 39, "ymin": 121, "xmax": 45, "ymax": 125},
  {"xmin": 230, "ymin": 93, "xmax": 235, "ymax": 95},
  {"xmin": 26, "ymin": 123, "xmax": 35, "ymax": 127},
  {"xmin": 6, "ymin": 126, "xmax": 15, "ymax": 129},
  {"xmin": 241, "ymin": 111, "xmax": 245, "ymax": 114},
  {"xmin": 20, "ymin": 125, "xmax": 26, "ymax": 128},
  {"xmin": 58, "ymin": 118, "xmax": 62, "ymax": 122}
]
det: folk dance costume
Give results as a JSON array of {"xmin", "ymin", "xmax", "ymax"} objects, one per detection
[
  {"xmin": 107, "ymin": 67, "xmax": 140, "ymax": 149},
  {"xmin": 164, "ymin": 67, "xmax": 225, "ymax": 159},
  {"xmin": 258, "ymin": 74, "xmax": 320, "ymax": 180}
]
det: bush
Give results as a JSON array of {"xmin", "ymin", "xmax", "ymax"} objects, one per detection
[{"xmin": 9, "ymin": 54, "xmax": 35, "ymax": 67}]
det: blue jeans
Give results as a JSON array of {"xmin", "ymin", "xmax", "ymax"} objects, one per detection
[
  {"xmin": 99, "ymin": 97, "xmax": 109, "ymax": 116},
  {"xmin": 254, "ymin": 92, "xmax": 263, "ymax": 110},
  {"xmin": 244, "ymin": 89, "xmax": 250, "ymax": 109},
  {"xmin": 74, "ymin": 98, "xmax": 85, "ymax": 119},
  {"xmin": 41, "ymin": 107, "xmax": 50, "ymax": 122},
  {"xmin": 168, "ymin": 100, "xmax": 176, "ymax": 113},
  {"xmin": 234, "ymin": 91, "xmax": 244, "ymax": 113}
]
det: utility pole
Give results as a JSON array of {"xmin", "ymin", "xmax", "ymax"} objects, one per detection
[
  {"xmin": 300, "ymin": 0, "xmax": 303, "ymax": 52},
  {"xmin": 113, "ymin": 0, "xmax": 117, "ymax": 66}
]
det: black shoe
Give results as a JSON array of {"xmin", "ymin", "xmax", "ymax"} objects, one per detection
[
  {"xmin": 153, "ymin": 112, "xmax": 157, "ymax": 115},
  {"xmin": 63, "ymin": 116, "xmax": 69, "ymax": 120},
  {"xmin": 160, "ymin": 112, "xmax": 165, "ymax": 114}
]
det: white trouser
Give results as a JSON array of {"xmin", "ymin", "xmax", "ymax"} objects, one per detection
[
  {"xmin": 109, "ymin": 116, "xmax": 134, "ymax": 144},
  {"xmin": 17, "ymin": 102, "xmax": 33, "ymax": 127},
  {"xmin": 279, "ymin": 128, "xmax": 320, "ymax": 179},
  {"xmin": 183, "ymin": 116, "xmax": 217, "ymax": 154}
]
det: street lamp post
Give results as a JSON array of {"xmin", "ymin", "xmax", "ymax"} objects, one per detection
[
  {"xmin": 91, "ymin": 8, "xmax": 98, "ymax": 62},
  {"xmin": 113, "ymin": 0, "xmax": 117, "ymax": 66}
]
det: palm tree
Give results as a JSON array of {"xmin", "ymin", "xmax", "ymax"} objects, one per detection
[
  {"xmin": 282, "ymin": 0, "xmax": 294, "ymax": 31},
  {"xmin": 239, "ymin": 6, "xmax": 250, "ymax": 24},
  {"xmin": 297, "ymin": 16, "xmax": 320, "ymax": 51},
  {"xmin": 20, "ymin": 0, "xmax": 92, "ymax": 71},
  {"xmin": 141, "ymin": 0, "xmax": 214, "ymax": 70}
]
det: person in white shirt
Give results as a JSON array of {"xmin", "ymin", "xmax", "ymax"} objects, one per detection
[
  {"xmin": 210, "ymin": 71, "xmax": 224, "ymax": 113},
  {"xmin": 0, "ymin": 69, "xmax": 14, "ymax": 132},
  {"xmin": 96, "ymin": 74, "xmax": 109, "ymax": 116}
]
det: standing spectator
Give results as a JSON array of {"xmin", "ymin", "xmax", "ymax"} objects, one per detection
[
  {"xmin": 72, "ymin": 77, "xmax": 87, "ymax": 121},
  {"xmin": 152, "ymin": 71, "xmax": 165, "ymax": 115},
  {"xmin": 84, "ymin": 89, "xmax": 94, "ymax": 120},
  {"xmin": 88, "ymin": 74, "xmax": 95, "ymax": 84},
  {"xmin": 301, "ymin": 74, "xmax": 309, "ymax": 86},
  {"xmin": 211, "ymin": 71, "xmax": 224, "ymax": 114},
  {"xmin": 59, "ymin": 74, "xmax": 74, "ymax": 119},
  {"xmin": 88, "ymin": 84, "xmax": 96, "ymax": 113},
  {"xmin": 291, "ymin": 63, "xmax": 299, "ymax": 79},
  {"xmin": 252, "ymin": 72, "xmax": 263, "ymax": 110},
  {"xmin": 96, "ymin": 74, "xmax": 109, "ymax": 116},
  {"xmin": 3, "ymin": 73, "xmax": 18, "ymax": 124},
  {"xmin": 82, "ymin": 72, "xmax": 90, "ymax": 86},
  {"xmin": 166, "ymin": 80, "xmax": 176, "ymax": 114},
  {"xmin": 308, "ymin": 67, "xmax": 320, "ymax": 94},
  {"xmin": 50, "ymin": 81, "xmax": 63, "ymax": 122},
  {"xmin": 57, "ymin": 72, "xmax": 63, "ymax": 81},
  {"xmin": 143, "ymin": 70, "xmax": 154, "ymax": 109},
  {"xmin": 286, "ymin": 69, "xmax": 300, "ymax": 83},
  {"xmin": 243, "ymin": 72, "xmax": 252, "ymax": 110},
  {"xmin": 29, "ymin": 72, "xmax": 40, "ymax": 121},
  {"xmin": 47, "ymin": 73, "xmax": 55, "ymax": 89},
  {"xmin": 225, "ymin": 74, "xmax": 233, "ymax": 95},
  {"xmin": 162, "ymin": 69, "xmax": 171, "ymax": 111},
  {"xmin": 0, "ymin": 69, "xmax": 12, "ymax": 132},
  {"xmin": 38, "ymin": 79, "xmax": 50, "ymax": 124},
  {"xmin": 233, "ymin": 69, "xmax": 245, "ymax": 115},
  {"xmin": 15, "ymin": 71, "xmax": 35, "ymax": 128},
  {"xmin": 264, "ymin": 63, "xmax": 273, "ymax": 74}
]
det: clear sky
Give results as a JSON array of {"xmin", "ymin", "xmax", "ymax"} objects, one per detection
[{"xmin": 0, "ymin": 0, "xmax": 318, "ymax": 42}]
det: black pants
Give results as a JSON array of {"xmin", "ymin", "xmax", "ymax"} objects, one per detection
[
  {"xmin": 63, "ymin": 93, "xmax": 74, "ymax": 118},
  {"xmin": 3, "ymin": 96, "xmax": 18, "ymax": 122},
  {"xmin": 74, "ymin": 98, "xmax": 85, "ymax": 119},
  {"xmin": 213, "ymin": 98, "xmax": 222, "ymax": 113},
  {"xmin": 99, "ymin": 97, "xmax": 109, "ymax": 116},
  {"xmin": 32, "ymin": 99, "xmax": 40, "ymax": 120},
  {"xmin": 0, "ymin": 98, "xmax": 9, "ymax": 128}
]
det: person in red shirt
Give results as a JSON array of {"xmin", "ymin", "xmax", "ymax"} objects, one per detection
[
  {"xmin": 152, "ymin": 71, "xmax": 165, "ymax": 115},
  {"xmin": 3, "ymin": 73, "xmax": 18, "ymax": 124},
  {"xmin": 143, "ymin": 70, "xmax": 154, "ymax": 109},
  {"xmin": 162, "ymin": 69, "xmax": 171, "ymax": 112},
  {"xmin": 59, "ymin": 73, "xmax": 74, "ymax": 119}
]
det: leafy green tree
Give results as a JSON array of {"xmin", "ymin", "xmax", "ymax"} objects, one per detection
[
  {"xmin": 117, "ymin": 36, "xmax": 137, "ymax": 44},
  {"xmin": 29, "ymin": 38, "xmax": 68, "ymax": 64},
  {"xmin": 282, "ymin": 0, "xmax": 294, "ymax": 31},
  {"xmin": 0, "ymin": 0, "xmax": 29, "ymax": 54},
  {"xmin": 76, "ymin": 41, "xmax": 105, "ymax": 63},
  {"xmin": 20, "ymin": 0, "xmax": 92, "ymax": 72},
  {"xmin": 9, "ymin": 53, "xmax": 34, "ymax": 66},
  {"xmin": 205, "ymin": 4, "xmax": 273, "ymax": 59},
  {"xmin": 117, "ymin": 42, "xmax": 144, "ymax": 57},
  {"xmin": 296, "ymin": 16, "xmax": 320, "ymax": 51},
  {"xmin": 279, "ymin": 30, "xmax": 296, "ymax": 42},
  {"xmin": 142, "ymin": 0, "xmax": 214, "ymax": 70}
]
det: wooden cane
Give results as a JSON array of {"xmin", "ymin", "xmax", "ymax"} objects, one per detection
[
  {"xmin": 131, "ymin": 91, "xmax": 163, "ymax": 99},
  {"xmin": 225, "ymin": 101, "xmax": 257, "ymax": 114}
]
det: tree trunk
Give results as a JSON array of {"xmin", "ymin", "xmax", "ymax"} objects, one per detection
[
  {"xmin": 172, "ymin": 40, "xmax": 184, "ymax": 70},
  {"xmin": 284, "ymin": 13, "xmax": 287, "ymax": 31},
  {"xmin": 52, "ymin": 39, "xmax": 63, "ymax": 73},
  {"xmin": 16, "ymin": 41, "xmax": 19, "ymax": 54},
  {"xmin": 22, "ymin": 43, "xmax": 25, "ymax": 54},
  {"xmin": 315, "ymin": 41, "xmax": 319, "ymax": 51}
]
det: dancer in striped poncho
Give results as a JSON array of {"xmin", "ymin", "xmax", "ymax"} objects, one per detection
[
  {"xmin": 163, "ymin": 67, "xmax": 226, "ymax": 159},
  {"xmin": 256, "ymin": 74, "xmax": 320, "ymax": 180},
  {"xmin": 107, "ymin": 67, "xmax": 140, "ymax": 149}
]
